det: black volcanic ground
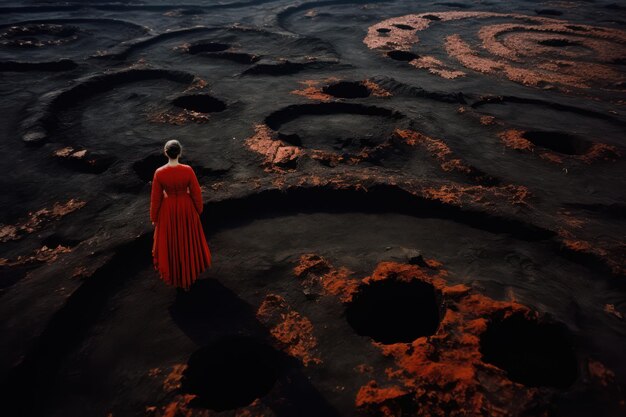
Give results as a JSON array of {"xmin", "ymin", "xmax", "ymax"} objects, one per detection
[{"xmin": 0, "ymin": 1, "xmax": 625, "ymax": 416}]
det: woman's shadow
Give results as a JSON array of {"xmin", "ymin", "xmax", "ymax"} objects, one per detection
[{"xmin": 169, "ymin": 278, "xmax": 340, "ymax": 417}]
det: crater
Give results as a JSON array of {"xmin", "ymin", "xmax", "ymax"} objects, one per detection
[
  {"xmin": 132, "ymin": 153, "xmax": 167, "ymax": 182},
  {"xmin": 54, "ymin": 148, "xmax": 116, "ymax": 174},
  {"xmin": 345, "ymin": 279, "xmax": 443, "ymax": 344},
  {"xmin": 480, "ymin": 313, "xmax": 578, "ymax": 388},
  {"xmin": 387, "ymin": 50, "xmax": 419, "ymax": 61},
  {"xmin": 186, "ymin": 40, "xmax": 259, "ymax": 64},
  {"xmin": 243, "ymin": 60, "xmax": 306, "ymax": 75},
  {"xmin": 321, "ymin": 81, "xmax": 370, "ymax": 98},
  {"xmin": 206, "ymin": 51, "xmax": 260, "ymax": 64},
  {"xmin": 277, "ymin": 115, "xmax": 396, "ymax": 152},
  {"xmin": 264, "ymin": 103, "xmax": 403, "ymax": 153},
  {"xmin": 171, "ymin": 94, "xmax": 226, "ymax": 113},
  {"xmin": 535, "ymin": 9, "xmax": 563, "ymax": 16},
  {"xmin": 133, "ymin": 153, "xmax": 226, "ymax": 183},
  {"xmin": 392, "ymin": 24, "xmax": 415, "ymax": 30},
  {"xmin": 376, "ymin": 28, "xmax": 391, "ymax": 33},
  {"xmin": 538, "ymin": 38, "xmax": 581, "ymax": 47},
  {"xmin": 181, "ymin": 337, "xmax": 281, "ymax": 411},
  {"xmin": 177, "ymin": 8, "xmax": 205, "ymax": 16},
  {"xmin": 521, "ymin": 131, "xmax": 592, "ymax": 155},
  {"xmin": 187, "ymin": 41, "xmax": 230, "ymax": 54},
  {"xmin": 0, "ymin": 23, "xmax": 79, "ymax": 47},
  {"xmin": 265, "ymin": 102, "xmax": 402, "ymax": 130},
  {"xmin": 437, "ymin": 2, "xmax": 472, "ymax": 8}
]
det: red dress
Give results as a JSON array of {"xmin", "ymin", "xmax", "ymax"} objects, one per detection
[{"xmin": 150, "ymin": 163, "xmax": 211, "ymax": 289}]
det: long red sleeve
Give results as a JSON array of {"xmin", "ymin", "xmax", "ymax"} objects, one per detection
[
  {"xmin": 188, "ymin": 167, "xmax": 203, "ymax": 215},
  {"xmin": 150, "ymin": 170, "xmax": 163, "ymax": 223}
]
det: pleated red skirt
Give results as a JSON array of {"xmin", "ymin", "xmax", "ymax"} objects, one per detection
[{"xmin": 152, "ymin": 192, "xmax": 211, "ymax": 289}]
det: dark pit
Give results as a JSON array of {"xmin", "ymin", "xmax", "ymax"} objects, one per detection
[
  {"xmin": 538, "ymin": 38, "xmax": 582, "ymax": 47},
  {"xmin": 243, "ymin": 60, "xmax": 306, "ymax": 76},
  {"xmin": 57, "ymin": 151, "xmax": 116, "ymax": 174},
  {"xmin": 171, "ymin": 94, "xmax": 226, "ymax": 113},
  {"xmin": 392, "ymin": 24, "xmax": 415, "ymax": 30},
  {"xmin": 0, "ymin": 23, "xmax": 79, "ymax": 47},
  {"xmin": 522, "ymin": 131, "xmax": 592, "ymax": 155},
  {"xmin": 179, "ymin": 8, "xmax": 205, "ymax": 15},
  {"xmin": 387, "ymin": 50, "xmax": 419, "ymax": 61},
  {"xmin": 266, "ymin": 103, "xmax": 401, "ymax": 153},
  {"xmin": 277, "ymin": 115, "xmax": 395, "ymax": 151},
  {"xmin": 438, "ymin": 2, "xmax": 472, "ymax": 8},
  {"xmin": 181, "ymin": 337, "xmax": 281, "ymax": 411},
  {"xmin": 322, "ymin": 81, "xmax": 370, "ymax": 98},
  {"xmin": 345, "ymin": 279, "xmax": 443, "ymax": 344},
  {"xmin": 20, "ymin": 24, "xmax": 77, "ymax": 38},
  {"xmin": 133, "ymin": 153, "xmax": 167, "ymax": 182},
  {"xmin": 187, "ymin": 42, "xmax": 230, "ymax": 54},
  {"xmin": 376, "ymin": 28, "xmax": 391, "ymax": 33},
  {"xmin": 208, "ymin": 51, "xmax": 259, "ymax": 64},
  {"xmin": 535, "ymin": 9, "xmax": 563, "ymax": 16},
  {"xmin": 480, "ymin": 313, "xmax": 578, "ymax": 388}
]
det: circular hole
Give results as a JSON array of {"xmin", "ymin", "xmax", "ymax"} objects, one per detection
[
  {"xmin": 535, "ymin": 9, "xmax": 563, "ymax": 16},
  {"xmin": 210, "ymin": 51, "xmax": 259, "ymax": 64},
  {"xmin": 181, "ymin": 336, "xmax": 281, "ymax": 411},
  {"xmin": 345, "ymin": 279, "xmax": 443, "ymax": 344},
  {"xmin": 243, "ymin": 60, "xmax": 305, "ymax": 76},
  {"xmin": 480, "ymin": 313, "xmax": 578, "ymax": 388},
  {"xmin": 392, "ymin": 23, "xmax": 415, "ymax": 30},
  {"xmin": 521, "ymin": 131, "xmax": 592, "ymax": 155},
  {"xmin": 386, "ymin": 50, "xmax": 419, "ymax": 61},
  {"xmin": 1, "ymin": 23, "xmax": 79, "ymax": 47},
  {"xmin": 171, "ymin": 94, "xmax": 226, "ymax": 113},
  {"xmin": 187, "ymin": 42, "xmax": 230, "ymax": 54},
  {"xmin": 277, "ymin": 112, "xmax": 396, "ymax": 152},
  {"xmin": 56, "ymin": 151, "xmax": 115, "ymax": 174},
  {"xmin": 538, "ymin": 38, "xmax": 581, "ymax": 47},
  {"xmin": 322, "ymin": 81, "xmax": 370, "ymax": 99},
  {"xmin": 3, "ymin": 23, "xmax": 78, "ymax": 39},
  {"xmin": 265, "ymin": 103, "xmax": 403, "ymax": 155},
  {"xmin": 179, "ymin": 8, "xmax": 205, "ymax": 15},
  {"xmin": 132, "ymin": 153, "xmax": 166, "ymax": 182}
]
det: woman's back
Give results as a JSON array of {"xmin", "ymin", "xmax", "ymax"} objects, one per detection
[
  {"xmin": 151, "ymin": 164, "xmax": 203, "ymax": 218},
  {"xmin": 155, "ymin": 164, "xmax": 191, "ymax": 193}
]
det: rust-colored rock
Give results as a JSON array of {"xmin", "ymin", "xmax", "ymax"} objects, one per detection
[
  {"xmin": 296, "ymin": 257, "xmax": 615, "ymax": 416},
  {"xmin": 244, "ymin": 124, "xmax": 303, "ymax": 171},
  {"xmin": 294, "ymin": 254, "xmax": 360, "ymax": 302},
  {"xmin": 498, "ymin": 129, "xmax": 620, "ymax": 164},
  {"xmin": 0, "ymin": 199, "xmax": 86, "ymax": 242},
  {"xmin": 256, "ymin": 294, "xmax": 322, "ymax": 366},
  {"xmin": 364, "ymin": 12, "xmax": 626, "ymax": 94}
]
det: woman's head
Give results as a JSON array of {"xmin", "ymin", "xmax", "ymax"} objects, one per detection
[{"xmin": 164, "ymin": 139, "xmax": 182, "ymax": 159}]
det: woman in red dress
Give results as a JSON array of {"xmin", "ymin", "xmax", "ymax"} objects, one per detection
[{"xmin": 150, "ymin": 139, "xmax": 212, "ymax": 290}]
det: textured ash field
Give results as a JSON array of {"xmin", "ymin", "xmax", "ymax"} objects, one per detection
[{"xmin": 0, "ymin": 0, "xmax": 625, "ymax": 416}]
